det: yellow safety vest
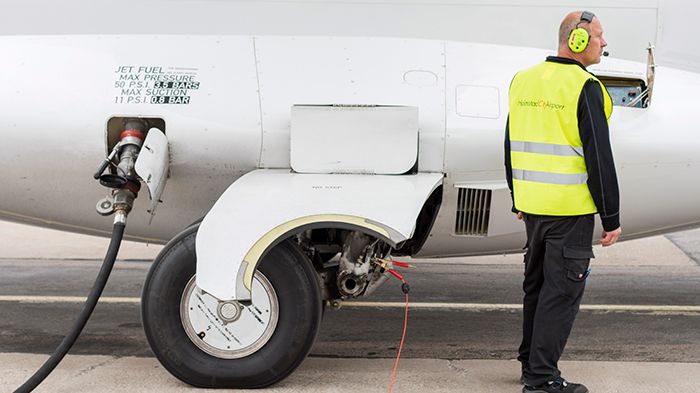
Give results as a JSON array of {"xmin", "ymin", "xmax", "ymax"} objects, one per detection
[{"xmin": 509, "ymin": 61, "xmax": 612, "ymax": 216}]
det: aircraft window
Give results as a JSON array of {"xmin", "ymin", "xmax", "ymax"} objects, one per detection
[{"xmin": 598, "ymin": 77, "xmax": 648, "ymax": 108}]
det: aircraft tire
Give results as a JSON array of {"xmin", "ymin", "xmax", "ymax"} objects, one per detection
[{"xmin": 141, "ymin": 224, "xmax": 322, "ymax": 388}]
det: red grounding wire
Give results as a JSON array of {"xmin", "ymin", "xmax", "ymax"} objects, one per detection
[{"xmin": 388, "ymin": 286, "xmax": 409, "ymax": 392}]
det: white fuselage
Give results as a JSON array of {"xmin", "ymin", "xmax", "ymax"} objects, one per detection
[{"xmin": 1, "ymin": 35, "xmax": 699, "ymax": 256}]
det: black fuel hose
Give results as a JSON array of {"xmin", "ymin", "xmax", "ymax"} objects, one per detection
[{"xmin": 13, "ymin": 222, "xmax": 126, "ymax": 393}]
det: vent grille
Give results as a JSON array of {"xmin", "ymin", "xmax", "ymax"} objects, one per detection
[{"xmin": 455, "ymin": 188, "xmax": 492, "ymax": 236}]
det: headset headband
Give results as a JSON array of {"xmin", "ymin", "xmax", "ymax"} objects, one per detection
[{"xmin": 580, "ymin": 10, "xmax": 595, "ymax": 24}]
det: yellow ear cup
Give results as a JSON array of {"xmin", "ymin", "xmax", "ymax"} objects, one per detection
[{"xmin": 568, "ymin": 27, "xmax": 590, "ymax": 53}]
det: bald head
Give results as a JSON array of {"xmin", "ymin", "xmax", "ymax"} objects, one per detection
[
  {"xmin": 558, "ymin": 11, "xmax": 586, "ymax": 48},
  {"xmin": 557, "ymin": 10, "xmax": 608, "ymax": 67}
]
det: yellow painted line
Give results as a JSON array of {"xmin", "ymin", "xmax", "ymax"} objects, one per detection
[
  {"xmin": 1, "ymin": 296, "xmax": 699, "ymax": 313},
  {"xmin": 581, "ymin": 304, "xmax": 700, "ymax": 312},
  {"xmin": 0, "ymin": 295, "xmax": 140, "ymax": 304},
  {"xmin": 344, "ymin": 301, "xmax": 700, "ymax": 313},
  {"xmin": 346, "ymin": 301, "xmax": 521, "ymax": 310}
]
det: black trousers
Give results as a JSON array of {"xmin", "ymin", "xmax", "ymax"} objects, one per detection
[{"xmin": 518, "ymin": 213, "xmax": 595, "ymax": 386}]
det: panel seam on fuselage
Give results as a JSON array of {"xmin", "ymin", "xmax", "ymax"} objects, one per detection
[
  {"xmin": 442, "ymin": 40, "xmax": 448, "ymax": 173},
  {"xmin": 253, "ymin": 37, "xmax": 265, "ymax": 168}
]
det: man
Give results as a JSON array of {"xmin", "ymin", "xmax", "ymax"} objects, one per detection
[{"xmin": 504, "ymin": 10, "xmax": 623, "ymax": 393}]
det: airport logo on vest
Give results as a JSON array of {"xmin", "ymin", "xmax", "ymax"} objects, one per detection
[{"xmin": 517, "ymin": 99, "xmax": 565, "ymax": 110}]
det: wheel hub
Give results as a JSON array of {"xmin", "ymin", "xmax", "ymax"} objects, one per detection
[
  {"xmin": 217, "ymin": 301, "xmax": 243, "ymax": 323},
  {"xmin": 180, "ymin": 272, "xmax": 279, "ymax": 359}
]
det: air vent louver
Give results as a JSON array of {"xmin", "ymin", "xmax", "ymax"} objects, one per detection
[{"xmin": 455, "ymin": 188, "xmax": 492, "ymax": 236}]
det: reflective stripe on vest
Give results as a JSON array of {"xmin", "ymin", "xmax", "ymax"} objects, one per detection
[
  {"xmin": 510, "ymin": 141, "xmax": 584, "ymax": 157},
  {"xmin": 512, "ymin": 169, "xmax": 588, "ymax": 185},
  {"xmin": 508, "ymin": 61, "xmax": 612, "ymax": 216}
]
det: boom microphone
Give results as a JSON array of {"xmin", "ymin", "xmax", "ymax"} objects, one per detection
[{"xmin": 602, "ymin": 51, "xmax": 609, "ymax": 56}]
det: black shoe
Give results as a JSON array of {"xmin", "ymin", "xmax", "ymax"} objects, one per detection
[{"xmin": 522, "ymin": 377, "xmax": 588, "ymax": 393}]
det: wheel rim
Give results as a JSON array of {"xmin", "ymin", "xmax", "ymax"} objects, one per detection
[{"xmin": 180, "ymin": 272, "xmax": 279, "ymax": 359}]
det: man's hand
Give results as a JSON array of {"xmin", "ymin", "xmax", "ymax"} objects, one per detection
[
  {"xmin": 601, "ymin": 227, "xmax": 622, "ymax": 247},
  {"xmin": 516, "ymin": 212, "xmax": 524, "ymax": 220}
]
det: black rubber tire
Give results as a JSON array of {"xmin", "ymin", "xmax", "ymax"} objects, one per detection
[{"xmin": 141, "ymin": 224, "xmax": 323, "ymax": 388}]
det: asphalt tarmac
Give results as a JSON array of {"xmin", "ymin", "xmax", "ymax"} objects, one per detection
[{"xmin": 1, "ymin": 222, "xmax": 699, "ymax": 392}]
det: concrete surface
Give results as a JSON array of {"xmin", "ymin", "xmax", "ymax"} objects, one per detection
[
  {"xmin": 1, "ymin": 222, "xmax": 699, "ymax": 392},
  {"xmin": 0, "ymin": 221, "xmax": 163, "ymax": 260},
  {"xmin": 3, "ymin": 354, "xmax": 700, "ymax": 393}
]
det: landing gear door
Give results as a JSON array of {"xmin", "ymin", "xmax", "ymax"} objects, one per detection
[{"xmin": 135, "ymin": 127, "xmax": 169, "ymax": 221}]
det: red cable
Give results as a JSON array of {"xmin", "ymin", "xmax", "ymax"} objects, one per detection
[{"xmin": 388, "ymin": 290, "xmax": 409, "ymax": 393}]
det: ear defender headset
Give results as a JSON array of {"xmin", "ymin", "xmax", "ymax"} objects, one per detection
[{"xmin": 568, "ymin": 10, "xmax": 595, "ymax": 53}]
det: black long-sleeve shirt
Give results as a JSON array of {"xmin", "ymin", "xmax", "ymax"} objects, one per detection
[{"xmin": 504, "ymin": 56, "xmax": 621, "ymax": 231}]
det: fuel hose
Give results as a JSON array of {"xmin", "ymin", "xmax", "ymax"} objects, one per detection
[{"xmin": 13, "ymin": 217, "xmax": 126, "ymax": 393}]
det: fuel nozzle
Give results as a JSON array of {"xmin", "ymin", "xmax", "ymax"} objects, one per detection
[{"xmin": 95, "ymin": 120, "xmax": 147, "ymax": 221}]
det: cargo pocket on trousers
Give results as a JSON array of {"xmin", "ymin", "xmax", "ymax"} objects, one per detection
[{"xmin": 563, "ymin": 246, "xmax": 594, "ymax": 298}]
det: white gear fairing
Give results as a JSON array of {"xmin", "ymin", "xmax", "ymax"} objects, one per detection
[{"xmin": 196, "ymin": 169, "xmax": 443, "ymax": 301}]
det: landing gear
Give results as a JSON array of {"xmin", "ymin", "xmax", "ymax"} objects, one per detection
[{"xmin": 141, "ymin": 224, "xmax": 322, "ymax": 388}]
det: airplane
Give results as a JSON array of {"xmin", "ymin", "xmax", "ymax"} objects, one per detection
[{"xmin": 2, "ymin": 2, "xmax": 700, "ymax": 390}]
